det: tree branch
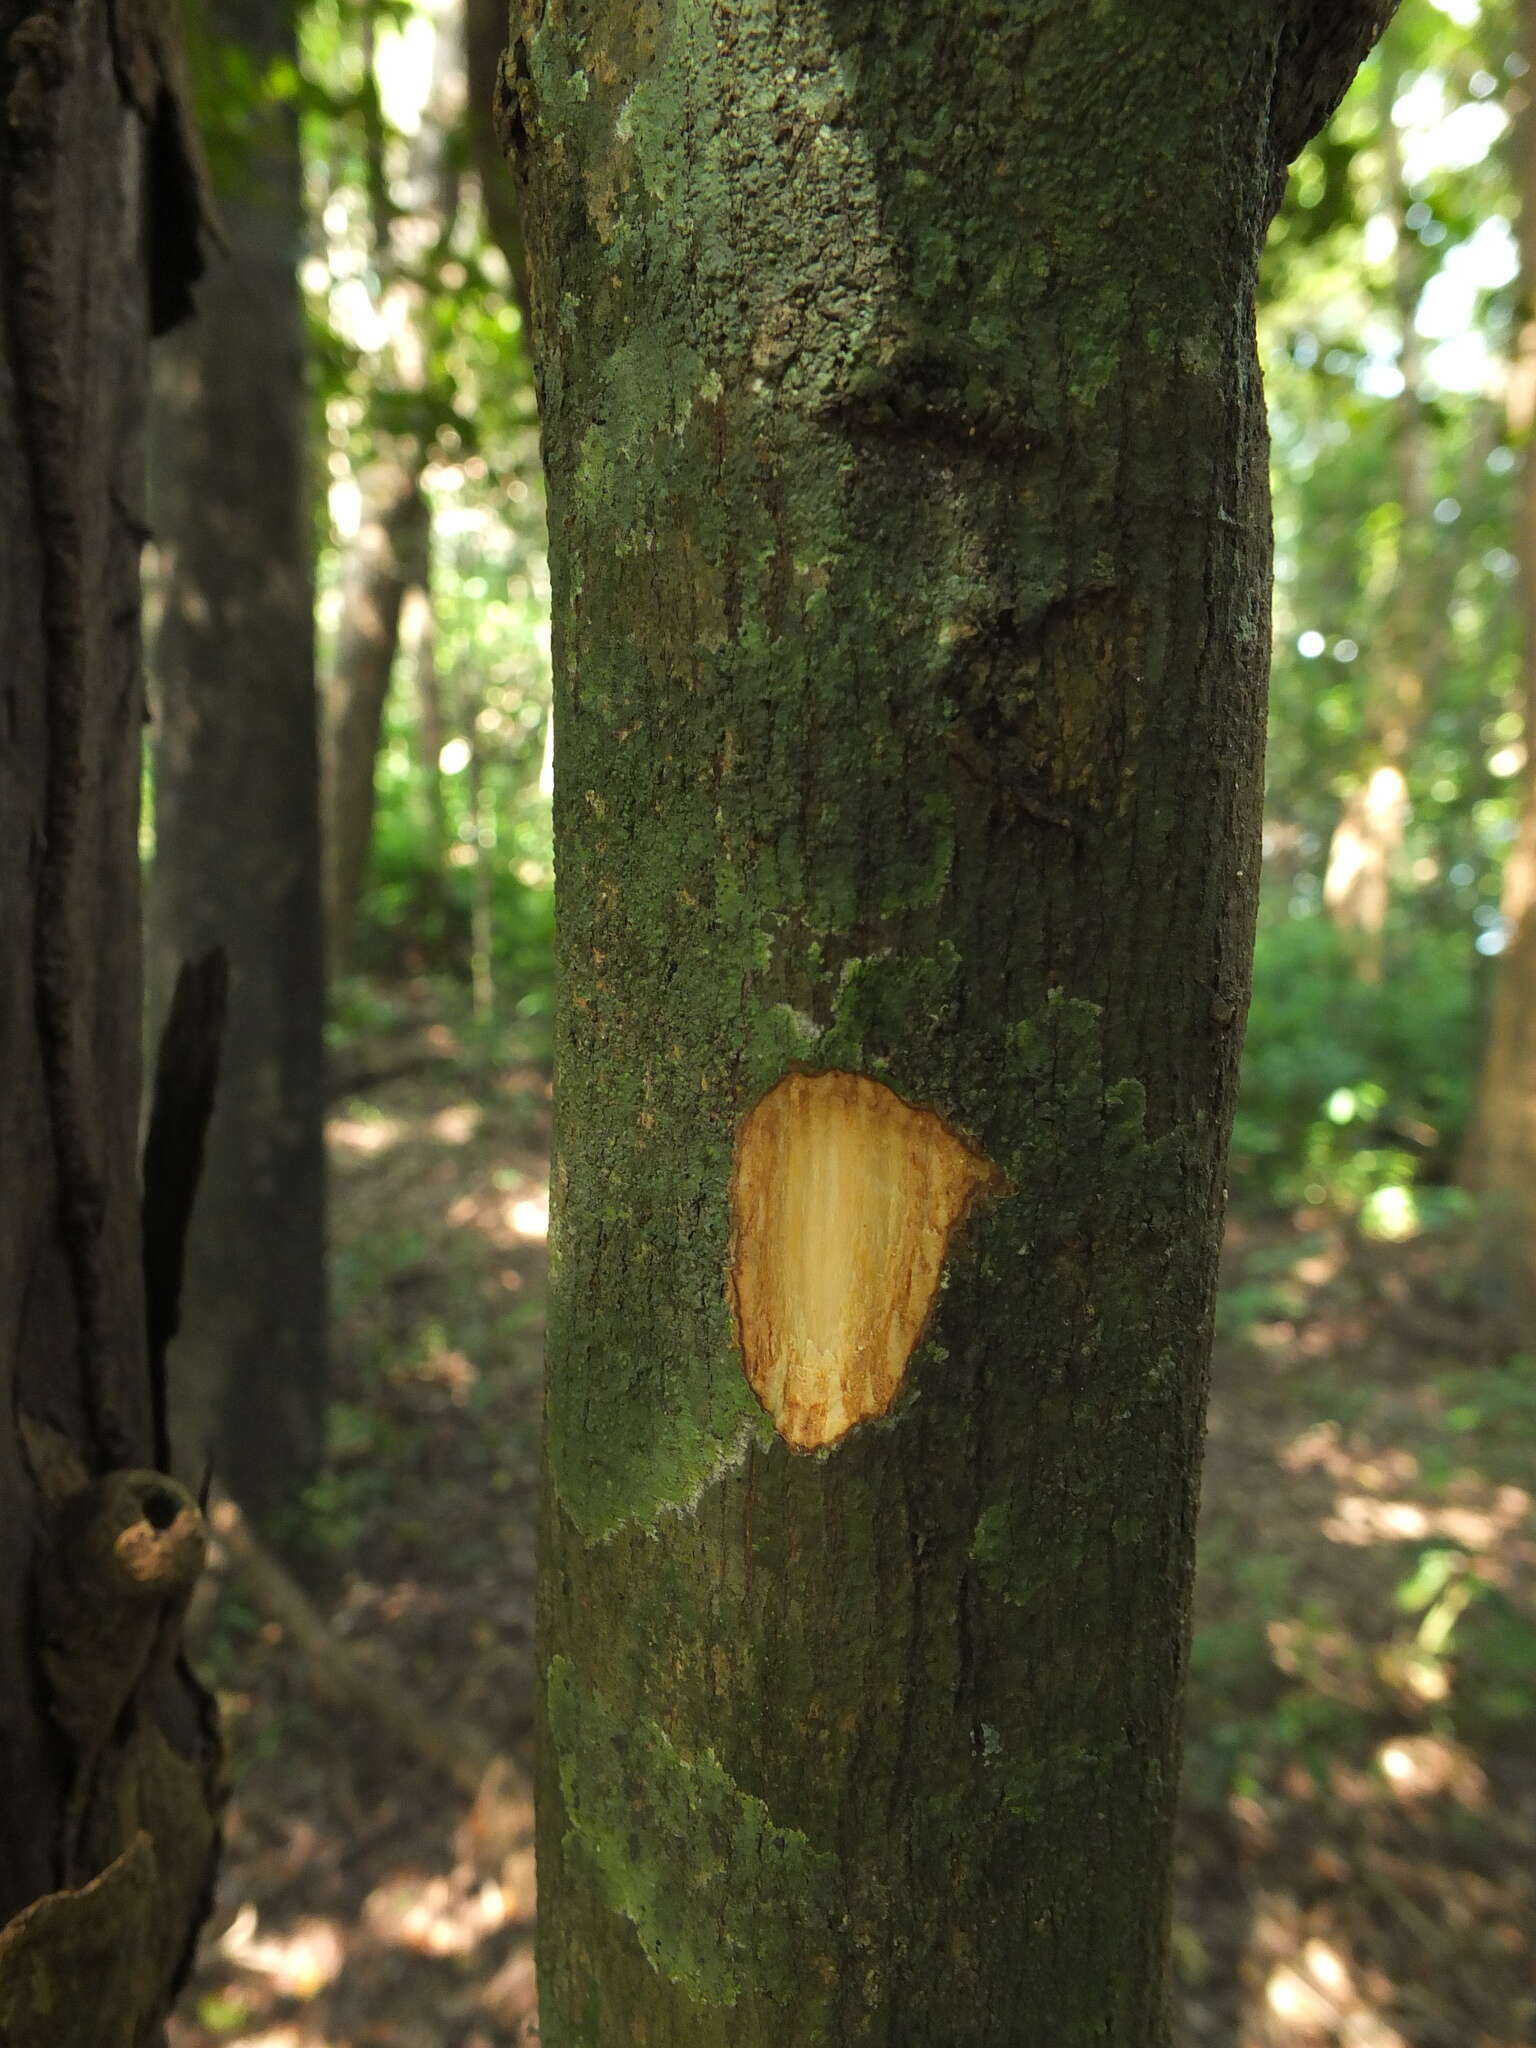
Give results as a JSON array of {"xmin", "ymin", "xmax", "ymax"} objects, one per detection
[
  {"xmin": 1270, "ymin": 0, "xmax": 1402, "ymax": 169},
  {"xmin": 205, "ymin": 1491, "xmax": 531, "ymax": 1806}
]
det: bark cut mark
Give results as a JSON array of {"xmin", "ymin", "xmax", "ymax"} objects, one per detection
[{"xmin": 729, "ymin": 1071, "xmax": 1002, "ymax": 1451}]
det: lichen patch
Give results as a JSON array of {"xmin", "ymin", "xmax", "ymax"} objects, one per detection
[{"xmin": 728, "ymin": 1070, "xmax": 1001, "ymax": 1450}]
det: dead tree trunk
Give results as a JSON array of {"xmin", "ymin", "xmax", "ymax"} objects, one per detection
[{"xmin": 0, "ymin": 0, "xmax": 222, "ymax": 2036}]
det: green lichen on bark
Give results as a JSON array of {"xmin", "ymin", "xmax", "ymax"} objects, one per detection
[{"xmin": 547, "ymin": 1657, "xmax": 837, "ymax": 2008}]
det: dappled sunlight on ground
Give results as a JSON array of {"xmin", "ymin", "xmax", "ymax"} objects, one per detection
[
  {"xmin": 1262, "ymin": 1935, "xmax": 1409, "ymax": 2048},
  {"xmin": 1375, "ymin": 1733, "xmax": 1486, "ymax": 1802},
  {"xmin": 219, "ymin": 1907, "xmax": 346, "ymax": 1996},
  {"xmin": 177, "ymin": 1036, "xmax": 1536, "ymax": 2048},
  {"xmin": 1281, "ymin": 1418, "xmax": 1534, "ymax": 1563},
  {"xmin": 173, "ymin": 1030, "xmax": 546, "ymax": 2048},
  {"xmin": 362, "ymin": 1864, "xmax": 530, "ymax": 1958},
  {"xmin": 1180, "ymin": 1215, "xmax": 1536, "ymax": 2048},
  {"xmin": 329, "ymin": 1110, "xmax": 409, "ymax": 1159},
  {"xmin": 431, "ymin": 1103, "xmax": 484, "ymax": 1145},
  {"xmin": 170, "ymin": 1817, "xmax": 540, "ymax": 2047},
  {"xmin": 444, "ymin": 1179, "xmax": 548, "ymax": 1249}
]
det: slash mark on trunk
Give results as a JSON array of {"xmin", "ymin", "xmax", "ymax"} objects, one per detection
[{"xmin": 728, "ymin": 1070, "xmax": 1003, "ymax": 1451}]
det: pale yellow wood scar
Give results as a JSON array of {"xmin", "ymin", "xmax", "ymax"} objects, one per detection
[{"xmin": 728, "ymin": 1070, "xmax": 1003, "ymax": 1451}]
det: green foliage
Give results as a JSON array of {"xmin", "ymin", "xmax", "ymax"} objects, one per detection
[
  {"xmin": 350, "ymin": 495, "xmax": 555, "ymax": 1008},
  {"xmin": 1233, "ymin": 897, "xmax": 1482, "ymax": 1209},
  {"xmin": 275, "ymin": 0, "xmax": 557, "ymax": 1014},
  {"xmin": 1185, "ymin": 1575, "xmax": 1376, "ymax": 1809},
  {"xmin": 179, "ymin": 0, "xmax": 1524, "ymax": 1131},
  {"xmin": 1241, "ymin": 4, "xmax": 1528, "ymax": 1226}
]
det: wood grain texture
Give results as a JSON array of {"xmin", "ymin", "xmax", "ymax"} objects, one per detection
[{"xmin": 730, "ymin": 1071, "xmax": 1000, "ymax": 1449}]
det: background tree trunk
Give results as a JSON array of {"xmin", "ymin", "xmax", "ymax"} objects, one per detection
[
  {"xmin": 147, "ymin": 0, "xmax": 329, "ymax": 1520},
  {"xmin": 323, "ymin": 459, "xmax": 430, "ymax": 965},
  {"xmin": 1463, "ymin": 0, "xmax": 1536, "ymax": 1299},
  {"xmin": 404, "ymin": 581, "xmax": 449, "ymax": 863},
  {"xmin": 509, "ymin": 2, "xmax": 1395, "ymax": 2042},
  {"xmin": 1322, "ymin": 48, "xmax": 1434, "ymax": 973},
  {"xmin": 321, "ymin": 0, "xmax": 459, "ymax": 973},
  {"xmin": 0, "ymin": 0, "xmax": 220, "ymax": 2034}
]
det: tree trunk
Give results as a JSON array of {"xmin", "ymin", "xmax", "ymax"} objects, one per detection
[
  {"xmin": 467, "ymin": 725, "xmax": 496, "ymax": 1021},
  {"xmin": 1321, "ymin": 47, "xmax": 1434, "ymax": 974},
  {"xmin": 508, "ymin": 3, "xmax": 1396, "ymax": 2042},
  {"xmin": 147, "ymin": 0, "xmax": 328, "ymax": 1521},
  {"xmin": 465, "ymin": 0, "xmax": 531, "ymax": 328},
  {"xmin": 1464, "ymin": 0, "xmax": 1536, "ymax": 1298},
  {"xmin": 404, "ymin": 582, "xmax": 449, "ymax": 861},
  {"xmin": 0, "ymin": 0, "xmax": 220, "ymax": 2036},
  {"xmin": 323, "ymin": 459, "xmax": 430, "ymax": 967},
  {"xmin": 322, "ymin": 0, "xmax": 462, "ymax": 973}
]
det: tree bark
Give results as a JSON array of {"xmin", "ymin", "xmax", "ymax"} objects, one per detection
[
  {"xmin": 509, "ymin": 3, "xmax": 1395, "ymax": 2043},
  {"xmin": 0, "ymin": 0, "xmax": 220, "ymax": 2034},
  {"xmin": 1464, "ymin": 0, "xmax": 1536, "ymax": 1299},
  {"xmin": 147, "ymin": 0, "xmax": 328, "ymax": 1521}
]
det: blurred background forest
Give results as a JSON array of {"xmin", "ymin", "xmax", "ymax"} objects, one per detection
[{"xmin": 151, "ymin": 0, "xmax": 1536, "ymax": 2043}]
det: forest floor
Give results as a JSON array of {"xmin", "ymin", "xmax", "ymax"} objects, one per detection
[{"xmin": 168, "ymin": 1005, "xmax": 1536, "ymax": 2048}]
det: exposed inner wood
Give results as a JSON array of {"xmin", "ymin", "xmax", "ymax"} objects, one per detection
[{"xmin": 729, "ymin": 1070, "xmax": 1002, "ymax": 1450}]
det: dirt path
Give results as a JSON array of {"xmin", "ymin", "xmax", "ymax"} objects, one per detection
[{"xmin": 169, "ymin": 1051, "xmax": 1536, "ymax": 2048}]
